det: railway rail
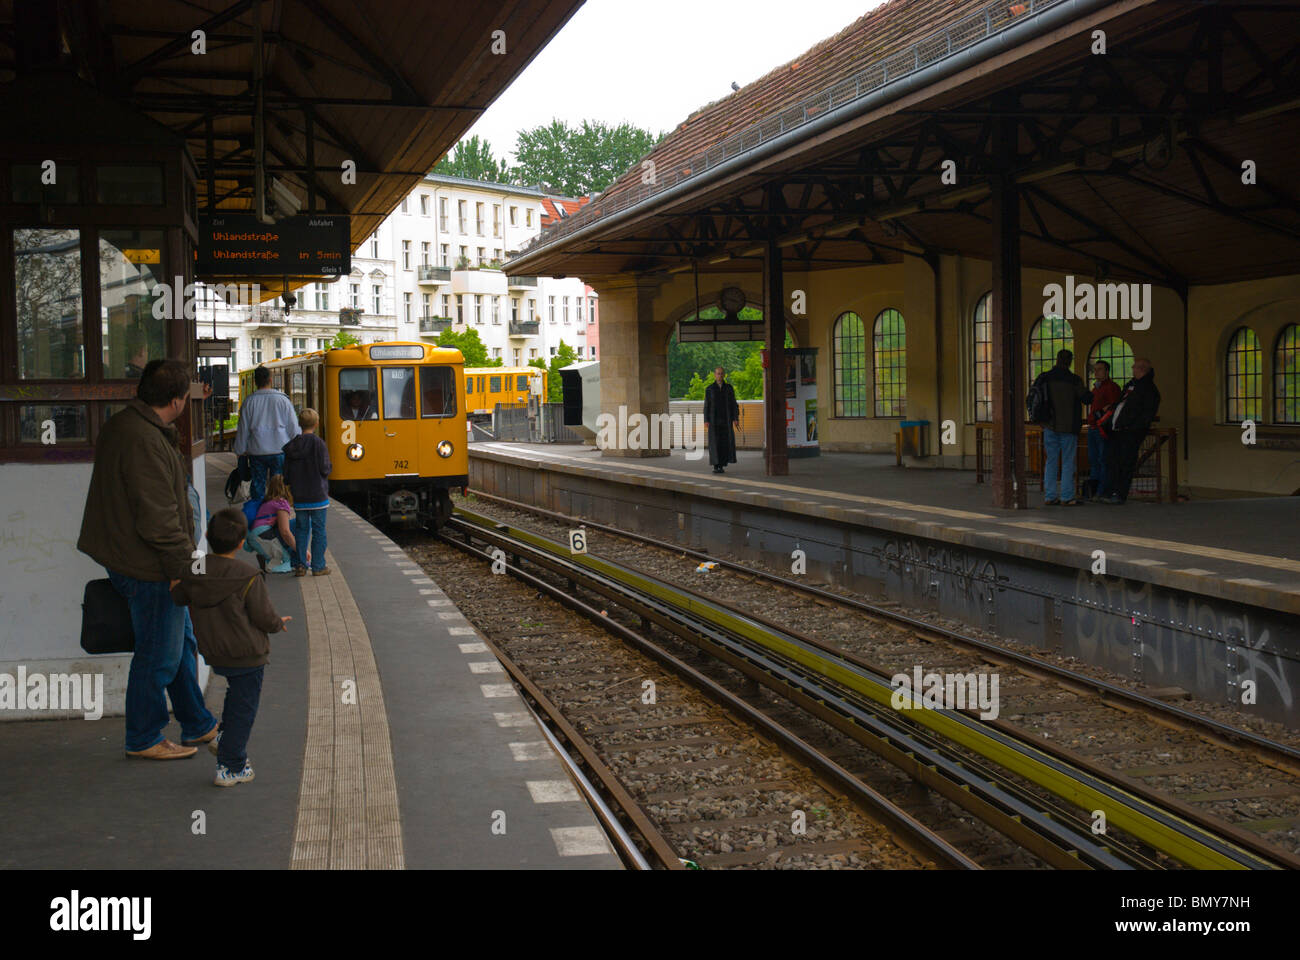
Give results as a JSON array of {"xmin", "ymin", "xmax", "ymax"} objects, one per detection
[{"xmin": 435, "ymin": 499, "xmax": 1297, "ymax": 870}]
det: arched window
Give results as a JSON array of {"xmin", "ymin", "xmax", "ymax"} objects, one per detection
[
  {"xmin": 873, "ymin": 308, "xmax": 906, "ymax": 418},
  {"xmin": 1087, "ymin": 335, "xmax": 1134, "ymax": 384},
  {"xmin": 1275, "ymin": 325, "xmax": 1300, "ymax": 425},
  {"xmin": 832, "ymin": 311, "xmax": 867, "ymax": 417},
  {"xmin": 1028, "ymin": 315, "xmax": 1074, "ymax": 381},
  {"xmin": 1225, "ymin": 327, "xmax": 1262, "ymax": 423},
  {"xmin": 973, "ymin": 292, "xmax": 992, "ymax": 422}
]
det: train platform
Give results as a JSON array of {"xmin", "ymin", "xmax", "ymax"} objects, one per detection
[
  {"xmin": 470, "ymin": 442, "xmax": 1300, "ymax": 615},
  {"xmin": 0, "ymin": 453, "xmax": 620, "ymax": 871}
]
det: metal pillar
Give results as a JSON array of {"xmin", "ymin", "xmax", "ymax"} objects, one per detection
[
  {"xmin": 763, "ymin": 236, "xmax": 788, "ymax": 476},
  {"xmin": 990, "ymin": 114, "xmax": 1026, "ymax": 509}
]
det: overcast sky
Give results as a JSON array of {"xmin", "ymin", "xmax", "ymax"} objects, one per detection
[{"xmin": 465, "ymin": 0, "xmax": 888, "ymax": 161}]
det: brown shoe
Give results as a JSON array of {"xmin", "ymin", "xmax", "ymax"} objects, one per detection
[
  {"xmin": 312, "ymin": 567, "xmax": 331, "ymax": 576},
  {"xmin": 182, "ymin": 723, "xmax": 219, "ymax": 746},
  {"xmin": 293, "ymin": 567, "xmax": 307, "ymax": 577},
  {"xmin": 126, "ymin": 739, "xmax": 197, "ymax": 760}
]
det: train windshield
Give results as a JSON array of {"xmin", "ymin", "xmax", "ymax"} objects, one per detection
[
  {"xmin": 420, "ymin": 367, "xmax": 457, "ymax": 418},
  {"xmin": 338, "ymin": 368, "xmax": 378, "ymax": 420},
  {"xmin": 381, "ymin": 367, "xmax": 417, "ymax": 419}
]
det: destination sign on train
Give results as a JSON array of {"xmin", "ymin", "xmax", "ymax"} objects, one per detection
[{"xmin": 197, "ymin": 214, "xmax": 351, "ymax": 276}]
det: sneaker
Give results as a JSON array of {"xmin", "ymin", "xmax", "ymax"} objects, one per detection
[
  {"xmin": 1043, "ymin": 499, "xmax": 1060, "ymax": 506},
  {"xmin": 126, "ymin": 739, "xmax": 197, "ymax": 760},
  {"xmin": 293, "ymin": 567, "xmax": 306, "ymax": 578},
  {"xmin": 213, "ymin": 761, "xmax": 256, "ymax": 787},
  {"xmin": 312, "ymin": 567, "xmax": 331, "ymax": 576},
  {"xmin": 208, "ymin": 730, "xmax": 222, "ymax": 756},
  {"xmin": 1105, "ymin": 496, "xmax": 1124, "ymax": 505},
  {"xmin": 182, "ymin": 723, "xmax": 220, "ymax": 747}
]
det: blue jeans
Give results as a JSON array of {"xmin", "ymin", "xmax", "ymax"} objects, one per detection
[
  {"xmin": 1043, "ymin": 429, "xmax": 1078, "ymax": 503},
  {"xmin": 249, "ymin": 453, "xmax": 284, "ymax": 502},
  {"xmin": 1088, "ymin": 427, "xmax": 1112, "ymax": 499},
  {"xmin": 211, "ymin": 666, "xmax": 264, "ymax": 770},
  {"xmin": 293, "ymin": 508, "xmax": 328, "ymax": 572},
  {"xmin": 109, "ymin": 571, "xmax": 216, "ymax": 752}
]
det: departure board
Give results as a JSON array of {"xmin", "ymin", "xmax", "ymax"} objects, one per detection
[{"xmin": 197, "ymin": 214, "xmax": 351, "ymax": 276}]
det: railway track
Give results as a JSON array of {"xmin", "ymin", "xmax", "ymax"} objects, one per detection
[
  {"xmin": 430, "ymin": 518, "xmax": 969, "ymax": 870},
  {"xmin": 427, "ymin": 497, "xmax": 1299, "ymax": 870}
]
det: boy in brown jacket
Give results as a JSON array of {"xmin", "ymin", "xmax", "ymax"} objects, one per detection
[{"xmin": 172, "ymin": 508, "xmax": 290, "ymax": 787}]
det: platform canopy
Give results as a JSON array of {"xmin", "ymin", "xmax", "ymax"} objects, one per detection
[
  {"xmin": 509, "ymin": 0, "xmax": 1300, "ymax": 290},
  {"xmin": 0, "ymin": 0, "xmax": 584, "ymax": 295}
]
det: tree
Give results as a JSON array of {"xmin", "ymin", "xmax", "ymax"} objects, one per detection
[
  {"xmin": 684, "ymin": 372, "xmax": 708, "ymax": 401},
  {"xmin": 513, "ymin": 119, "xmax": 662, "ymax": 197},
  {"xmin": 532, "ymin": 342, "xmax": 578, "ymax": 402},
  {"xmin": 329, "ymin": 329, "xmax": 360, "ymax": 349},
  {"xmin": 729, "ymin": 351, "xmax": 766, "ymax": 400},
  {"xmin": 436, "ymin": 327, "xmax": 501, "ymax": 367},
  {"xmin": 435, "ymin": 134, "xmax": 512, "ymax": 183}
]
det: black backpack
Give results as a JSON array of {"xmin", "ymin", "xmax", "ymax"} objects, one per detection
[{"xmin": 1026, "ymin": 376, "xmax": 1054, "ymax": 424}]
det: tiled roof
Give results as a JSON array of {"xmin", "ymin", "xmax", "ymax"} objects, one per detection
[
  {"xmin": 540, "ymin": 195, "xmax": 590, "ymax": 228},
  {"xmin": 521, "ymin": 0, "xmax": 1063, "ymax": 253}
]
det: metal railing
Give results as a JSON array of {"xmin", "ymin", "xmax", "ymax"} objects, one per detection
[
  {"xmin": 975, "ymin": 425, "xmax": 1179, "ymax": 502},
  {"xmin": 493, "ymin": 402, "xmax": 583, "ymax": 443},
  {"xmin": 509, "ymin": 319, "xmax": 540, "ymax": 336},
  {"xmin": 419, "ymin": 315, "xmax": 453, "ymax": 333},
  {"xmin": 519, "ymin": 0, "xmax": 1067, "ymax": 255},
  {"xmin": 507, "ymin": 275, "xmax": 538, "ymax": 287}
]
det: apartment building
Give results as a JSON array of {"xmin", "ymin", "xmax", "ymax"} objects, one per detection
[{"xmin": 200, "ymin": 172, "xmax": 598, "ymax": 390}]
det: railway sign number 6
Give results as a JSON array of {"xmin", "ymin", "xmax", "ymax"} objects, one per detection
[{"xmin": 569, "ymin": 528, "xmax": 587, "ymax": 555}]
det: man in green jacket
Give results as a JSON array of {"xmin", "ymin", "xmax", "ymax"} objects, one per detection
[{"xmin": 78, "ymin": 360, "xmax": 217, "ymax": 760}]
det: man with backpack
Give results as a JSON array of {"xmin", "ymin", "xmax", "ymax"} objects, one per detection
[{"xmin": 1027, "ymin": 349, "xmax": 1092, "ymax": 506}]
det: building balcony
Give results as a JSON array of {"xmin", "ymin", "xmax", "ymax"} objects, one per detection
[
  {"xmin": 419, "ymin": 316, "xmax": 454, "ymax": 334},
  {"xmin": 418, "ymin": 265, "xmax": 451, "ymax": 284},
  {"xmin": 450, "ymin": 268, "xmax": 506, "ymax": 296},
  {"xmin": 575, "ymin": 325, "xmax": 585, "ymax": 335},
  {"xmin": 339, "ymin": 307, "xmax": 364, "ymax": 326},
  {"xmin": 508, "ymin": 320, "xmax": 539, "ymax": 337},
  {"xmin": 507, "ymin": 275, "xmax": 537, "ymax": 288}
]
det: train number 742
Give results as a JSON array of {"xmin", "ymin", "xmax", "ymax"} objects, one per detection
[{"xmin": 393, "ymin": 459, "xmax": 409, "ymax": 469}]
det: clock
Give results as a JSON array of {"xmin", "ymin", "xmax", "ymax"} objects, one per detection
[{"xmin": 718, "ymin": 286, "xmax": 746, "ymax": 318}]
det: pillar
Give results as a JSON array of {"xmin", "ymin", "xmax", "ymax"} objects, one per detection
[{"xmin": 587, "ymin": 275, "xmax": 669, "ymax": 457}]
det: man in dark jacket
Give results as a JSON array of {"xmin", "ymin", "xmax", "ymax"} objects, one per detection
[
  {"xmin": 703, "ymin": 366, "xmax": 740, "ymax": 474},
  {"xmin": 78, "ymin": 359, "xmax": 217, "ymax": 760},
  {"xmin": 1029, "ymin": 349, "xmax": 1091, "ymax": 505},
  {"xmin": 1105, "ymin": 358, "xmax": 1161, "ymax": 505},
  {"xmin": 172, "ymin": 508, "xmax": 289, "ymax": 786},
  {"xmin": 283, "ymin": 407, "xmax": 332, "ymax": 576}
]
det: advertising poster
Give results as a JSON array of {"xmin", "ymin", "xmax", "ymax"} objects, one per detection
[{"xmin": 785, "ymin": 347, "xmax": 819, "ymax": 456}]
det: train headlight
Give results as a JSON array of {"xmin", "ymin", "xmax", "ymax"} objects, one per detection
[
  {"xmin": 437, "ymin": 440, "xmax": 454, "ymax": 458},
  {"xmin": 346, "ymin": 442, "xmax": 365, "ymax": 461}
]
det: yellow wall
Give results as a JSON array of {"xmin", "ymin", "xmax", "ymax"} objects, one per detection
[{"xmin": 634, "ymin": 257, "xmax": 1300, "ymax": 495}]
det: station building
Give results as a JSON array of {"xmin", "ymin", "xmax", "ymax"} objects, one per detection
[{"xmin": 510, "ymin": 0, "xmax": 1300, "ymax": 501}]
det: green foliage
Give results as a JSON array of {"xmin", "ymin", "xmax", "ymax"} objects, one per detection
[
  {"xmin": 513, "ymin": 119, "xmax": 662, "ymax": 196},
  {"xmin": 435, "ymin": 134, "xmax": 511, "ymax": 183},
  {"xmin": 667, "ymin": 310, "xmax": 792, "ymax": 400},
  {"xmin": 437, "ymin": 327, "xmax": 501, "ymax": 367},
  {"xmin": 536, "ymin": 341, "xmax": 579, "ymax": 403},
  {"xmin": 329, "ymin": 329, "xmax": 360, "ymax": 349}
]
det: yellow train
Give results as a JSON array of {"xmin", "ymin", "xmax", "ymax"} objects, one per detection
[
  {"xmin": 239, "ymin": 342, "xmax": 467, "ymax": 526},
  {"xmin": 464, "ymin": 365, "xmax": 547, "ymax": 420}
]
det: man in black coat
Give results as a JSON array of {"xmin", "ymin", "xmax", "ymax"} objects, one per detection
[
  {"xmin": 1105, "ymin": 358, "xmax": 1161, "ymax": 504},
  {"xmin": 703, "ymin": 366, "xmax": 740, "ymax": 474}
]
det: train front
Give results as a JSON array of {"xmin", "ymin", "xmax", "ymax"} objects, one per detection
[{"xmin": 325, "ymin": 342, "xmax": 467, "ymax": 527}]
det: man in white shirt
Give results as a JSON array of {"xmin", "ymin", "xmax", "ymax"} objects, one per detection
[{"xmin": 234, "ymin": 366, "xmax": 300, "ymax": 500}]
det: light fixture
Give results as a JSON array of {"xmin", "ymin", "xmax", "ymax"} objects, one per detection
[
  {"xmin": 437, "ymin": 440, "xmax": 454, "ymax": 458},
  {"xmin": 347, "ymin": 442, "xmax": 364, "ymax": 461}
]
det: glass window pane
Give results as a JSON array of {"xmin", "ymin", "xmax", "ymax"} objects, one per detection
[
  {"xmin": 11, "ymin": 162, "xmax": 79, "ymax": 203},
  {"xmin": 381, "ymin": 367, "xmax": 416, "ymax": 419},
  {"xmin": 96, "ymin": 165, "xmax": 163, "ymax": 205},
  {"xmin": 873, "ymin": 309, "xmax": 906, "ymax": 418},
  {"xmin": 1225, "ymin": 327, "xmax": 1262, "ymax": 423},
  {"xmin": 516, "ymin": 375, "xmax": 528, "ymax": 391},
  {"xmin": 973, "ymin": 293, "xmax": 992, "ymax": 423},
  {"xmin": 833, "ymin": 312, "xmax": 866, "ymax": 417},
  {"xmin": 420, "ymin": 367, "xmax": 456, "ymax": 418},
  {"xmin": 1276, "ymin": 325, "xmax": 1300, "ymax": 425},
  {"xmin": 1028, "ymin": 315, "xmax": 1074, "ymax": 382},
  {"xmin": 14, "ymin": 228, "xmax": 84, "ymax": 379},
  {"xmin": 338, "ymin": 368, "xmax": 378, "ymax": 419},
  {"xmin": 20, "ymin": 404, "xmax": 88, "ymax": 444},
  {"xmin": 100, "ymin": 229, "xmax": 166, "ymax": 379},
  {"xmin": 1087, "ymin": 335, "xmax": 1134, "ymax": 384}
]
